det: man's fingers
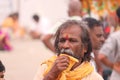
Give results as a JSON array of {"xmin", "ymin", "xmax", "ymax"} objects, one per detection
[
  {"xmin": 57, "ymin": 63, "xmax": 69, "ymax": 70},
  {"xmin": 113, "ymin": 62, "xmax": 120, "ymax": 73}
]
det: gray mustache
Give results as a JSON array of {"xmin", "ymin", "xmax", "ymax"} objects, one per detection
[{"xmin": 60, "ymin": 49, "xmax": 74, "ymax": 55}]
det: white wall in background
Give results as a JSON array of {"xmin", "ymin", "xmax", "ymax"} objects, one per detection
[
  {"xmin": 0, "ymin": 0, "xmax": 19, "ymax": 24},
  {"xmin": 11, "ymin": 0, "xmax": 19, "ymax": 12},
  {"xmin": 19, "ymin": 0, "xmax": 69, "ymax": 28}
]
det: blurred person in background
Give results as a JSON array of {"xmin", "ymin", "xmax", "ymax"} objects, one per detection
[
  {"xmin": 42, "ymin": 0, "xmax": 83, "ymax": 52},
  {"xmin": 83, "ymin": 17, "xmax": 112, "ymax": 80},
  {"xmin": 0, "ymin": 61, "xmax": 5, "ymax": 80},
  {"xmin": 103, "ymin": 14, "xmax": 118, "ymax": 39},
  {"xmin": 98, "ymin": 7, "xmax": 120, "ymax": 80},
  {"xmin": 1, "ymin": 12, "xmax": 25, "ymax": 38},
  {"xmin": 83, "ymin": 17, "xmax": 105, "ymax": 74},
  {"xmin": 29, "ymin": 14, "xmax": 41, "ymax": 39},
  {"xmin": 0, "ymin": 27, "xmax": 12, "ymax": 51},
  {"xmin": 33, "ymin": 20, "xmax": 103, "ymax": 80},
  {"xmin": 29, "ymin": 14, "xmax": 52, "ymax": 39}
]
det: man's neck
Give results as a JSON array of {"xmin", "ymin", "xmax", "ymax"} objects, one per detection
[{"xmin": 70, "ymin": 60, "xmax": 82, "ymax": 71}]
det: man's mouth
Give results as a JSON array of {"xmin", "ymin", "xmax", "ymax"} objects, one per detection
[
  {"xmin": 60, "ymin": 49, "xmax": 74, "ymax": 56},
  {"xmin": 60, "ymin": 49, "xmax": 81, "ymax": 60}
]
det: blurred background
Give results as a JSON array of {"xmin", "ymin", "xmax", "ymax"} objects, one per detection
[
  {"xmin": 0, "ymin": 0, "xmax": 69, "ymax": 28},
  {"xmin": 0, "ymin": 0, "xmax": 120, "ymax": 80}
]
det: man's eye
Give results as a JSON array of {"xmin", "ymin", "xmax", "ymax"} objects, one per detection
[
  {"xmin": 59, "ymin": 39, "xmax": 65, "ymax": 42},
  {"xmin": 59, "ymin": 38, "xmax": 78, "ymax": 43},
  {"xmin": 69, "ymin": 39, "xmax": 77, "ymax": 42},
  {"xmin": 97, "ymin": 34, "xmax": 102, "ymax": 38}
]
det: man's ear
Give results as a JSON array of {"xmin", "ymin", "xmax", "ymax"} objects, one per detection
[
  {"xmin": 84, "ymin": 44, "xmax": 88, "ymax": 53},
  {"xmin": 84, "ymin": 48, "xmax": 87, "ymax": 53}
]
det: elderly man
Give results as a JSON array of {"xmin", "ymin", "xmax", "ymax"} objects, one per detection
[{"xmin": 34, "ymin": 20, "xmax": 103, "ymax": 80}]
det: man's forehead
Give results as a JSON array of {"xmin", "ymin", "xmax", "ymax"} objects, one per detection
[
  {"xmin": 59, "ymin": 25, "xmax": 82, "ymax": 37},
  {"xmin": 60, "ymin": 33, "xmax": 80, "ymax": 38},
  {"xmin": 63, "ymin": 33, "xmax": 71, "ymax": 38},
  {"xmin": 91, "ymin": 26, "xmax": 103, "ymax": 33}
]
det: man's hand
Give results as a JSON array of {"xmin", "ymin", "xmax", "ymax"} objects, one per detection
[
  {"xmin": 50, "ymin": 55, "xmax": 70, "ymax": 74},
  {"xmin": 43, "ymin": 55, "xmax": 70, "ymax": 80},
  {"xmin": 113, "ymin": 62, "xmax": 120, "ymax": 74}
]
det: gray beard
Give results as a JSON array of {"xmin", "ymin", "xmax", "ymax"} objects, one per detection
[{"xmin": 60, "ymin": 49, "xmax": 81, "ymax": 60}]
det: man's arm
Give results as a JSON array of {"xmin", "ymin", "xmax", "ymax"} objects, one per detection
[
  {"xmin": 93, "ymin": 50, "xmax": 103, "ymax": 75},
  {"xmin": 98, "ymin": 53, "xmax": 120, "ymax": 73},
  {"xmin": 98, "ymin": 54, "xmax": 113, "ymax": 69},
  {"xmin": 113, "ymin": 61, "xmax": 120, "ymax": 73},
  {"xmin": 42, "ymin": 34, "xmax": 55, "ymax": 52},
  {"xmin": 43, "ymin": 71, "xmax": 59, "ymax": 80}
]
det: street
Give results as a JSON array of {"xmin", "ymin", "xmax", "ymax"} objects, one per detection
[{"xmin": 0, "ymin": 39, "xmax": 54, "ymax": 80}]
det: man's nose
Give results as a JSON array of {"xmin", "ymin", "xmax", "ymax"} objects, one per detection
[
  {"xmin": 63, "ymin": 41, "xmax": 70, "ymax": 49},
  {"xmin": 100, "ymin": 36, "xmax": 105, "ymax": 43}
]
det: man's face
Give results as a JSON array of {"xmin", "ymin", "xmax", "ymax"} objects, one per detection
[
  {"xmin": 58, "ymin": 25, "xmax": 85, "ymax": 59},
  {"xmin": 90, "ymin": 26, "xmax": 104, "ymax": 50}
]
